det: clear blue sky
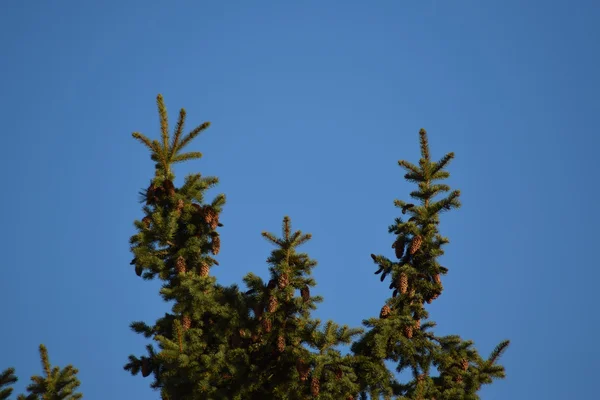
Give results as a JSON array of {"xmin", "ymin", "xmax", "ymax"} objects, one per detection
[{"xmin": 1, "ymin": 1, "xmax": 598, "ymax": 399}]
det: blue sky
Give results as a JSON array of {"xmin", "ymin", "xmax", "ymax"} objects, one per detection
[{"xmin": 1, "ymin": 1, "xmax": 598, "ymax": 398}]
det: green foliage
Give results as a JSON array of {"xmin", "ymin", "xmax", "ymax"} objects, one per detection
[
  {"xmin": 0, "ymin": 368, "xmax": 18, "ymax": 400},
  {"xmin": 124, "ymin": 96, "xmax": 510, "ymax": 399},
  {"xmin": 1, "ymin": 345, "xmax": 82, "ymax": 400}
]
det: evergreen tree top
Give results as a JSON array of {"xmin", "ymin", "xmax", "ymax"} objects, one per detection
[{"xmin": 132, "ymin": 94, "xmax": 211, "ymax": 180}]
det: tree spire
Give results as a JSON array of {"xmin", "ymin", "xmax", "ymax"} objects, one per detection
[{"xmin": 132, "ymin": 94, "xmax": 210, "ymax": 178}]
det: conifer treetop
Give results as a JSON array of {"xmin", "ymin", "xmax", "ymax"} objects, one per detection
[{"xmin": 132, "ymin": 94, "xmax": 211, "ymax": 179}]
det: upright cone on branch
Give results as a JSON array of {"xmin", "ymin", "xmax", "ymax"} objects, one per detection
[
  {"xmin": 399, "ymin": 272, "xmax": 408, "ymax": 294},
  {"xmin": 380, "ymin": 305, "xmax": 391, "ymax": 319},
  {"xmin": 311, "ymin": 377, "xmax": 320, "ymax": 397},
  {"xmin": 199, "ymin": 262, "xmax": 209, "ymax": 277},
  {"xmin": 163, "ymin": 179, "xmax": 176, "ymax": 197},
  {"xmin": 300, "ymin": 285, "xmax": 310, "ymax": 302},
  {"xmin": 203, "ymin": 206, "xmax": 219, "ymax": 230},
  {"xmin": 268, "ymin": 295, "xmax": 278, "ymax": 313},
  {"xmin": 296, "ymin": 359, "xmax": 310, "ymax": 382},
  {"xmin": 211, "ymin": 235, "xmax": 221, "ymax": 255},
  {"xmin": 262, "ymin": 318, "xmax": 272, "ymax": 333},
  {"xmin": 182, "ymin": 315, "xmax": 191, "ymax": 331},
  {"xmin": 278, "ymin": 273, "xmax": 289, "ymax": 289},
  {"xmin": 410, "ymin": 235, "xmax": 423, "ymax": 255},
  {"xmin": 176, "ymin": 256, "xmax": 187, "ymax": 275},
  {"xmin": 461, "ymin": 358, "xmax": 469, "ymax": 371},
  {"xmin": 433, "ymin": 273, "xmax": 441, "ymax": 284},
  {"xmin": 277, "ymin": 335, "xmax": 286, "ymax": 352},
  {"xmin": 404, "ymin": 325, "xmax": 413, "ymax": 339},
  {"xmin": 392, "ymin": 239, "xmax": 405, "ymax": 259}
]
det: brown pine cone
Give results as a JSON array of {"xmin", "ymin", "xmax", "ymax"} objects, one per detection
[
  {"xmin": 268, "ymin": 295, "xmax": 278, "ymax": 313},
  {"xmin": 262, "ymin": 318, "xmax": 272, "ymax": 333},
  {"xmin": 176, "ymin": 256, "xmax": 187, "ymax": 275},
  {"xmin": 404, "ymin": 325, "xmax": 413, "ymax": 339},
  {"xmin": 211, "ymin": 235, "xmax": 221, "ymax": 255},
  {"xmin": 277, "ymin": 335, "xmax": 286, "ymax": 352},
  {"xmin": 392, "ymin": 239, "xmax": 405, "ymax": 259},
  {"xmin": 301, "ymin": 285, "xmax": 310, "ymax": 302},
  {"xmin": 310, "ymin": 377, "xmax": 320, "ymax": 397},
  {"xmin": 278, "ymin": 273, "xmax": 289, "ymax": 289},
  {"xmin": 296, "ymin": 359, "xmax": 310, "ymax": 382},
  {"xmin": 199, "ymin": 262, "xmax": 210, "ymax": 277},
  {"xmin": 163, "ymin": 179, "xmax": 176, "ymax": 197},
  {"xmin": 461, "ymin": 358, "xmax": 469, "ymax": 371},
  {"xmin": 409, "ymin": 235, "xmax": 423, "ymax": 254},
  {"xmin": 399, "ymin": 272, "xmax": 408, "ymax": 294},
  {"xmin": 433, "ymin": 273, "xmax": 441, "ymax": 284},
  {"xmin": 414, "ymin": 318, "xmax": 421, "ymax": 330},
  {"xmin": 182, "ymin": 315, "xmax": 191, "ymax": 331},
  {"xmin": 409, "ymin": 235, "xmax": 423, "ymax": 255},
  {"xmin": 380, "ymin": 305, "xmax": 391, "ymax": 319}
]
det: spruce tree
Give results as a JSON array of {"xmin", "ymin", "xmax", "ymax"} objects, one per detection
[
  {"xmin": 1, "ymin": 345, "xmax": 82, "ymax": 400},
  {"xmin": 125, "ymin": 95, "xmax": 509, "ymax": 399},
  {"xmin": 351, "ymin": 129, "xmax": 509, "ymax": 399}
]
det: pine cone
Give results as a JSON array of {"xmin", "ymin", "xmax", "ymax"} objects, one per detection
[
  {"xmin": 161, "ymin": 179, "xmax": 175, "ymax": 197},
  {"xmin": 141, "ymin": 357, "xmax": 151, "ymax": 377},
  {"xmin": 301, "ymin": 285, "xmax": 310, "ymax": 302},
  {"xmin": 182, "ymin": 315, "xmax": 191, "ymax": 331},
  {"xmin": 278, "ymin": 273, "xmax": 289, "ymax": 290},
  {"xmin": 262, "ymin": 318, "xmax": 272, "ymax": 333},
  {"xmin": 414, "ymin": 318, "xmax": 421, "ymax": 330},
  {"xmin": 267, "ymin": 279, "xmax": 277, "ymax": 290},
  {"xmin": 176, "ymin": 199, "xmax": 185, "ymax": 215},
  {"xmin": 142, "ymin": 216, "xmax": 152, "ymax": 228},
  {"xmin": 296, "ymin": 359, "xmax": 310, "ymax": 382},
  {"xmin": 277, "ymin": 335, "xmax": 286, "ymax": 352},
  {"xmin": 311, "ymin": 377, "xmax": 320, "ymax": 397},
  {"xmin": 146, "ymin": 183, "xmax": 158, "ymax": 205},
  {"xmin": 433, "ymin": 273, "xmax": 441, "ymax": 284},
  {"xmin": 461, "ymin": 358, "xmax": 469, "ymax": 371},
  {"xmin": 392, "ymin": 239, "xmax": 405, "ymax": 259},
  {"xmin": 380, "ymin": 305, "xmax": 391, "ymax": 319},
  {"xmin": 399, "ymin": 272, "xmax": 408, "ymax": 294},
  {"xmin": 409, "ymin": 235, "xmax": 423, "ymax": 255},
  {"xmin": 176, "ymin": 256, "xmax": 187, "ymax": 275},
  {"xmin": 135, "ymin": 264, "xmax": 143, "ymax": 277},
  {"xmin": 211, "ymin": 235, "xmax": 221, "ymax": 255},
  {"xmin": 199, "ymin": 262, "xmax": 210, "ymax": 277},
  {"xmin": 203, "ymin": 206, "xmax": 219, "ymax": 230},
  {"xmin": 455, "ymin": 375, "xmax": 463, "ymax": 383},
  {"xmin": 404, "ymin": 325, "xmax": 413, "ymax": 339},
  {"xmin": 268, "ymin": 295, "xmax": 278, "ymax": 313},
  {"xmin": 239, "ymin": 329, "xmax": 247, "ymax": 338}
]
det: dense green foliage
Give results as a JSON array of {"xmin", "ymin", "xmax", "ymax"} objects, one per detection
[
  {"xmin": 1, "ymin": 345, "xmax": 82, "ymax": 400},
  {"xmin": 123, "ymin": 95, "xmax": 509, "ymax": 399}
]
